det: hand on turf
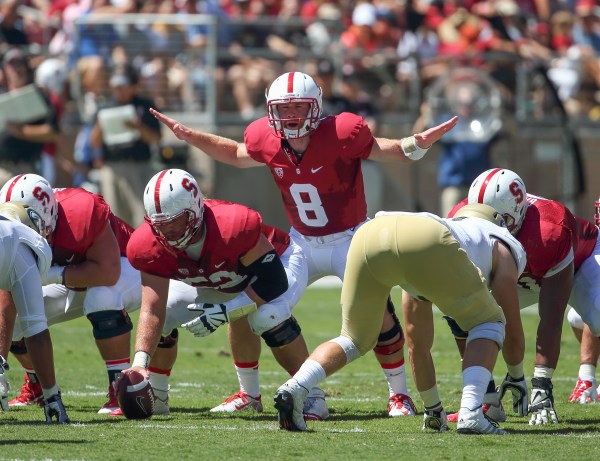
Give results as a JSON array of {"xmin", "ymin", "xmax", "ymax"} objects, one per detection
[
  {"xmin": 500, "ymin": 373, "xmax": 529, "ymax": 416},
  {"xmin": 528, "ymin": 377, "xmax": 558, "ymax": 425}
]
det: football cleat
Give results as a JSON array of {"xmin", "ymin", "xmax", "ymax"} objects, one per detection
[
  {"xmin": 98, "ymin": 383, "xmax": 119, "ymax": 414},
  {"xmin": 44, "ymin": 392, "xmax": 70, "ymax": 424},
  {"xmin": 388, "ymin": 393, "xmax": 417, "ymax": 417},
  {"xmin": 447, "ymin": 393, "xmax": 506, "ymax": 423},
  {"xmin": 456, "ymin": 406, "xmax": 506, "ymax": 435},
  {"xmin": 9, "ymin": 374, "xmax": 44, "ymax": 407},
  {"xmin": 568, "ymin": 378, "xmax": 598, "ymax": 404},
  {"xmin": 303, "ymin": 387, "xmax": 329, "ymax": 421},
  {"xmin": 423, "ymin": 408, "xmax": 448, "ymax": 432},
  {"xmin": 210, "ymin": 390, "xmax": 263, "ymax": 413},
  {"xmin": 274, "ymin": 379, "xmax": 309, "ymax": 431}
]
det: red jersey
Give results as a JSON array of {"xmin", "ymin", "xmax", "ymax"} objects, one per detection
[
  {"xmin": 244, "ymin": 113, "xmax": 374, "ymax": 236},
  {"xmin": 126, "ymin": 199, "xmax": 290, "ymax": 294},
  {"xmin": 449, "ymin": 195, "xmax": 598, "ymax": 288},
  {"xmin": 52, "ymin": 188, "xmax": 134, "ymax": 266}
]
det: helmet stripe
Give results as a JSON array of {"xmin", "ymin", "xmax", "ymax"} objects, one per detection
[
  {"xmin": 4, "ymin": 174, "xmax": 25, "ymax": 201},
  {"xmin": 477, "ymin": 168, "xmax": 503, "ymax": 203},
  {"xmin": 287, "ymin": 72, "xmax": 295, "ymax": 93},
  {"xmin": 154, "ymin": 170, "xmax": 169, "ymax": 213}
]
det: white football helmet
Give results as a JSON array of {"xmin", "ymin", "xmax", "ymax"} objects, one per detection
[
  {"xmin": 143, "ymin": 169, "xmax": 204, "ymax": 249},
  {"xmin": 467, "ymin": 168, "xmax": 528, "ymax": 235},
  {"xmin": 0, "ymin": 174, "xmax": 58, "ymax": 238},
  {"xmin": 265, "ymin": 71, "xmax": 323, "ymax": 139},
  {"xmin": 35, "ymin": 58, "xmax": 68, "ymax": 95}
]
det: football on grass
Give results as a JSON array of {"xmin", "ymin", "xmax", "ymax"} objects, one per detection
[{"xmin": 116, "ymin": 371, "xmax": 155, "ymax": 419}]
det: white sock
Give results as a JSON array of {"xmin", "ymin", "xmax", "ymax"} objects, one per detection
[
  {"xmin": 460, "ymin": 366, "xmax": 491, "ymax": 412},
  {"xmin": 579, "ymin": 364, "xmax": 596, "ymax": 381},
  {"xmin": 42, "ymin": 384, "xmax": 60, "ymax": 400},
  {"xmin": 382, "ymin": 360, "xmax": 409, "ymax": 396},
  {"xmin": 149, "ymin": 370, "xmax": 170, "ymax": 393},
  {"xmin": 533, "ymin": 365, "xmax": 554, "ymax": 379},
  {"xmin": 292, "ymin": 359, "xmax": 326, "ymax": 391},
  {"xmin": 235, "ymin": 361, "xmax": 260, "ymax": 397}
]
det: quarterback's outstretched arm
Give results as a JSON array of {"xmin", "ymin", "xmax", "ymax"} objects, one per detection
[
  {"xmin": 149, "ymin": 108, "xmax": 260, "ymax": 168},
  {"xmin": 369, "ymin": 116, "xmax": 459, "ymax": 162}
]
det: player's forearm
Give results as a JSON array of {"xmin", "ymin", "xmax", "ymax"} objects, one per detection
[
  {"xmin": 186, "ymin": 130, "xmax": 245, "ymax": 166},
  {"xmin": 63, "ymin": 258, "xmax": 120, "ymax": 288},
  {"xmin": 369, "ymin": 136, "xmax": 428, "ymax": 163},
  {"xmin": 134, "ymin": 306, "xmax": 165, "ymax": 357}
]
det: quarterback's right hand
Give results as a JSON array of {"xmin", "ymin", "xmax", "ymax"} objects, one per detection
[
  {"xmin": 182, "ymin": 303, "xmax": 229, "ymax": 337},
  {"xmin": 499, "ymin": 373, "xmax": 529, "ymax": 416},
  {"xmin": 0, "ymin": 355, "xmax": 9, "ymax": 411},
  {"xmin": 528, "ymin": 377, "xmax": 558, "ymax": 425}
]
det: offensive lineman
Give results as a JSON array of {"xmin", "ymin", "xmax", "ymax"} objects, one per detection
[
  {"xmin": 150, "ymin": 71, "xmax": 458, "ymax": 416},
  {"xmin": 119, "ymin": 168, "xmax": 328, "ymax": 419},
  {"xmin": 275, "ymin": 204, "xmax": 525, "ymax": 434},
  {"xmin": 0, "ymin": 174, "xmax": 141, "ymax": 414}
]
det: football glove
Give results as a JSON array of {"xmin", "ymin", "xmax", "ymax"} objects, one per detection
[
  {"xmin": 499, "ymin": 373, "xmax": 529, "ymax": 417},
  {"xmin": 0, "ymin": 355, "xmax": 9, "ymax": 411},
  {"xmin": 182, "ymin": 303, "xmax": 229, "ymax": 337},
  {"xmin": 528, "ymin": 377, "xmax": 558, "ymax": 425},
  {"xmin": 44, "ymin": 392, "xmax": 70, "ymax": 424}
]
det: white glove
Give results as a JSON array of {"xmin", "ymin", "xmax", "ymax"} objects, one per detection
[
  {"xmin": 500, "ymin": 373, "xmax": 529, "ymax": 416},
  {"xmin": 44, "ymin": 266, "xmax": 65, "ymax": 285},
  {"xmin": 0, "ymin": 355, "xmax": 10, "ymax": 411},
  {"xmin": 528, "ymin": 377, "xmax": 558, "ymax": 425},
  {"xmin": 182, "ymin": 303, "xmax": 229, "ymax": 337}
]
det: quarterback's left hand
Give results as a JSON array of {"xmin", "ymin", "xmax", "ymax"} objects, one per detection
[{"xmin": 182, "ymin": 303, "xmax": 229, "ymax": 337}]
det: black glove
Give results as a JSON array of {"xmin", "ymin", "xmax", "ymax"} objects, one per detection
[
  {"xmin": 528, "ymin": 377, "xmax": 558, "ymax": 425},
  {"xmin": 44, "ymin": 392, "xmax": 70, "ymax": 424},
  {"xmin": 499, "ymin": 373, "xmax": 529, "ymax": 416}
]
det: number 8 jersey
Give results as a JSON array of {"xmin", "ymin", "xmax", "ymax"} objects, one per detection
[{"xmin": 244, "ymin": 113, "xmax": 374, "ymax": 236}]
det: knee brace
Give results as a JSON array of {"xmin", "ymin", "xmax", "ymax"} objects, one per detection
[
  {"xmin": 467, "ymin": 321, "xmax": 505, "ymax": 349},
  {"xmin": 443, "ymin": 315, "xmax": 469, "ymax": 340},
  {"xmin": 261, "ymin": 316, "xmax": 301, "ymax": 348},
  {"xmin": 374, "ymin": 300, "xmax": 405, "ymax": 355},
  {"xmin": 10, "ymin": 339, "xmax": 27, "ymax": 355},
  {"xmin": 158, "ymin": 329, "xmax": 179, "ymax": 349},
  {"xmin": 87, "ymin": 309, "xmax": 133, "ymax": 340}
]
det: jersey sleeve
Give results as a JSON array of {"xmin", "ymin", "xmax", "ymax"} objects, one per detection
[{"xmin": 332, "ymin": 112, "xmax": 374, "ymax": 160}]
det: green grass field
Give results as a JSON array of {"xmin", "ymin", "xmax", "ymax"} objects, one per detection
[{"xmin": 1, "ymin": 286, "xmax": 599, "ymax": 460}]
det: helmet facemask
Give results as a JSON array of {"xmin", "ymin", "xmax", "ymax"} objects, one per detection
[{"xmin": 150, "ymin": 207, "xmax": 203, "ymax": 249}]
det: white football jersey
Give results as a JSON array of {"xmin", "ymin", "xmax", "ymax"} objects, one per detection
[
  {"xmin": 0, "ymin": 217, "xmax": 52, "ymax": 288},
  {"xmin": 376, "ymin": 210, "xmax": 526, "ymax": 282}
]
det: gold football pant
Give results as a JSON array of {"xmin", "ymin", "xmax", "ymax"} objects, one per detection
[{"xmin": 340, "ymin": 215, "xmax": 505, "ymax": 354}]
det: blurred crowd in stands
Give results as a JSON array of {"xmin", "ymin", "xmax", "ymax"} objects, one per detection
[{"xmin": 0, "ymin": 0, "xmax": 599, "ymax": 224}]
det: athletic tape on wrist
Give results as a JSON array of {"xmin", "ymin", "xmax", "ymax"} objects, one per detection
[
  {"xmin": 401, "ymin": 135, "xmax": 429, "ymax": 161},
  {"xmin": 132, "ymin": 351, "xmax": 151, "ymax": 369}
]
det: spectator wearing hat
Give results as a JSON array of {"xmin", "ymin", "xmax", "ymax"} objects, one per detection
[
  {"xmin": 90, "ymin": 64, "xmax": 162, "ymax": 227},
  {"xmin": 0, "ymin": 48, "xmax": 59, "ymax": 186}
]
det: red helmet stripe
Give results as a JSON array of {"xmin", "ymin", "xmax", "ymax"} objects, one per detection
[
  {"xmin": 4, "ymin": 174, "xmax": 25, "ymax": 201},
  {"xmin": 477, "ymin": 168, "xmax": 503, "ymax": 203},
  {"xmin": 287, "ymin": 72, "xmax": 295, "ymax": 93},
  {"xmin": 154, "ymin": 170, "xmax": 169, "ymax": 213}
]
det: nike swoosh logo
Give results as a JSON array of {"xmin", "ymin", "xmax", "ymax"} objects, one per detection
[
  {"xmin": 66, "ymin": 255, "xmax": 75, "ymax": 264},
  {"xmin": 215, "ymin": 261, "xmax": 225, "ymax": 268},
  {"xmin": 311, "ymin": 166, "xmax": 323, "ymax": 173}
]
